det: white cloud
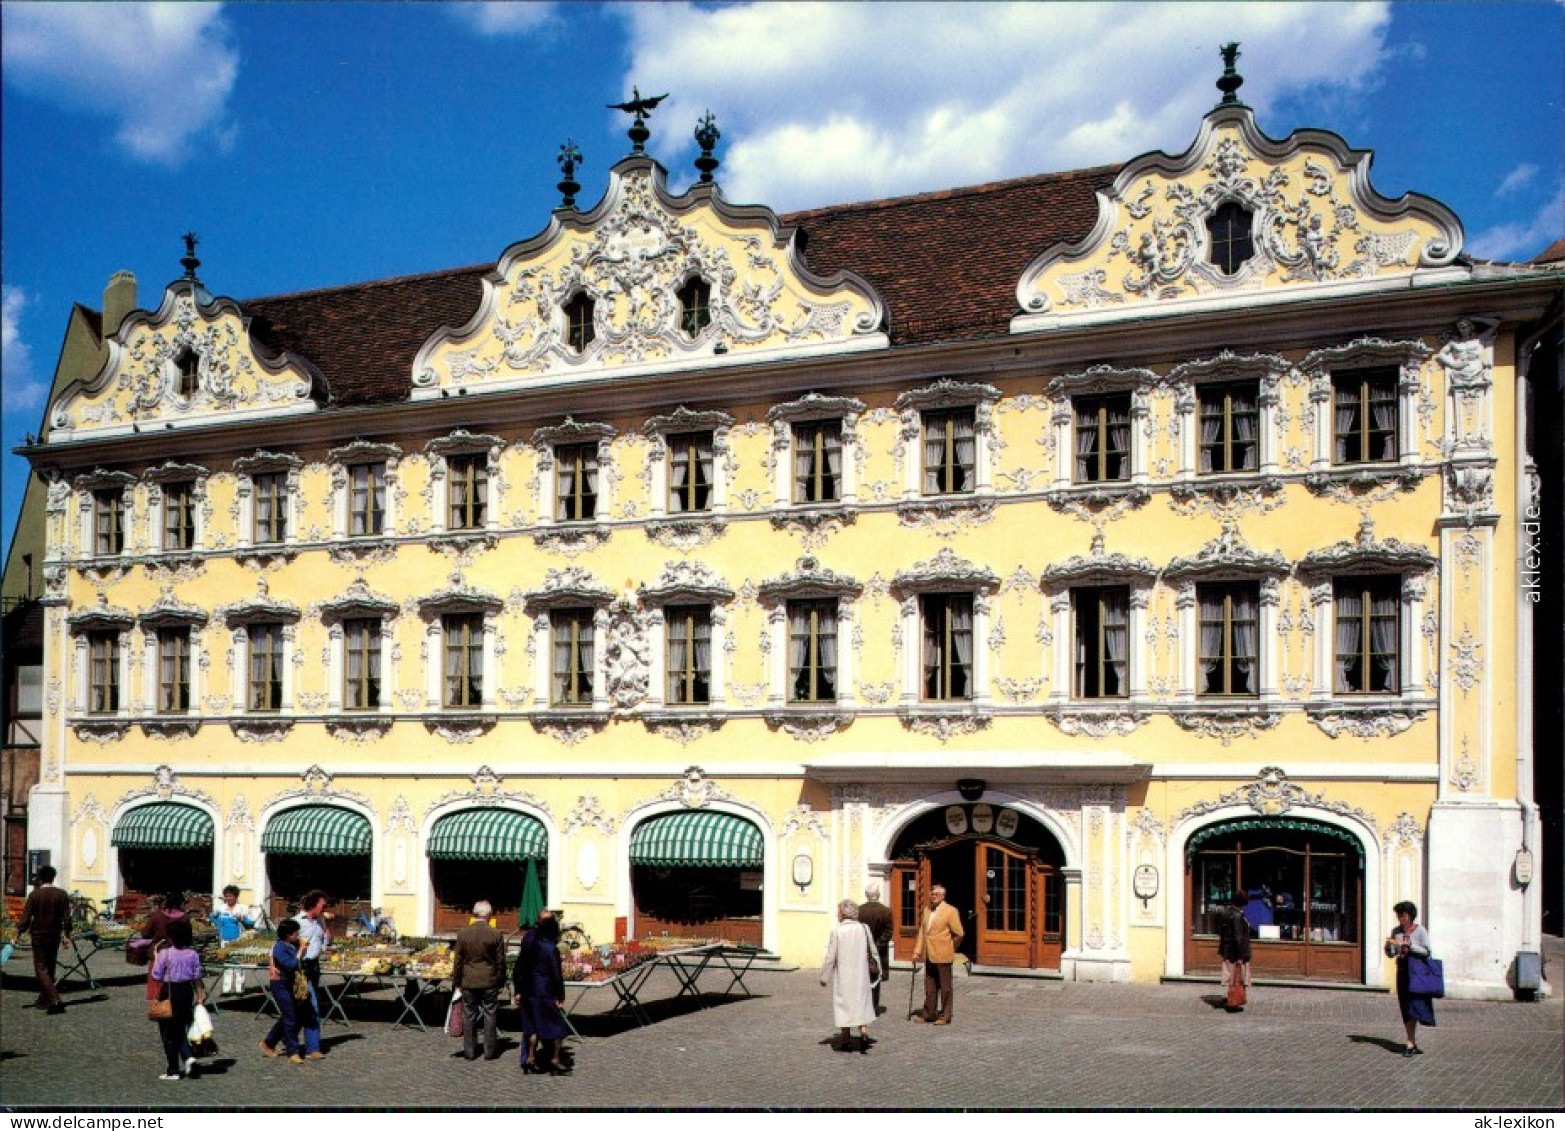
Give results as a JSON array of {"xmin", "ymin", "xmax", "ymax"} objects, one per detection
[
  {"xmin": 620, "ymin": 1, "xmax": 1392, "ymax": 211},
  {"xmin": 1470, "ymin": 186, "xmax": 1565, "ymax": 262},
  {"xmin": 449, "ymin": 2, "xmax": 558, "ymax": 36},
  {"xmin": 0, "ymin": 2, "xmax": 239, "ymax": 166},
  {"xmin": 1, "ymin": 288, "xmax": 45, "ymax": 414},
  {"xmin": 1496, "ymin": 163, "xmax": 1540, "ymax": 197}
]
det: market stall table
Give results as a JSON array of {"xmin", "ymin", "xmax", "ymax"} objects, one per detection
[
  {"xmin": 661, "ymin": 943, "xmax": 765, "ymax": 1004},
  {"xmin": 561, "ymin": 956, "xmax": 664, "ymax": 1034}
]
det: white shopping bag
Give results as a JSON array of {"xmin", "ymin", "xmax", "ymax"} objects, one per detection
[{"xmin": 189, "ymin": 1002, "xmax": 215, "ymax": 1041}]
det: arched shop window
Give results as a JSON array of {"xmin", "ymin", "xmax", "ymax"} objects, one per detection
[
  {"xmin": 1186, "ymin": 817, "xmax": 1364, "ymax": 982},
  {"xmin": 629, "ymin": 811, "xmax": 763, "ymax": 946},
  {"xmin": 112, "ymin": 803, "xmax": 214, "ymax": 900},
  {"xmin": 426, "ymin": 808, "xmax": 548, "ymax": 933},
  {"xmin": 260, "ymin": 805, "xmax": 372, "ymax": 923}
]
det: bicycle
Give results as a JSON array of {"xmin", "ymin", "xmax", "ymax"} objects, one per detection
[{"xmin": 558, "ymin": 921, "xmax": 593, "ymax": 952}]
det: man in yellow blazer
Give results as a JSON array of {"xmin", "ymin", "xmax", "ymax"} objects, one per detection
[{"xmin": 911, "ymin": 884, "xmax": 964, "ymax": 1024}]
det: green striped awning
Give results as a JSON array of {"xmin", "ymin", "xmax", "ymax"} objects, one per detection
[
  {"xmin": 629, "ymin": 810, "xmax": 763, "ymax": 868},
  {"xmin": 261, "ymin": 806, "xmax": 372, "ymax": 857},
  {"xmin": 426, "ymin": 808, "xmax": 547, "ymax": 861},
  {"xmin": 1187, "ymin": 817, "xmax": 1363, "ymax": 861},
  {"xmin": 111, "ymin": 803, "xmax": 214, "ymax": 850}
]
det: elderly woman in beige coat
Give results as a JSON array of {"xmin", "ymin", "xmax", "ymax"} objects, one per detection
[{"xmin": 820, "ymin": 898, "xmax": 880, "ymax": 1054}]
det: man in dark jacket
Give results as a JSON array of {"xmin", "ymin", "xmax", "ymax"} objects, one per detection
[
  {"xmin": 857, "ymin": 883, "xmax": 893, "ymax": 1014},
  {"xmin": 1216, "ymin": 892, "xmax": 1253, "ymax": 1012},
  {"xmin": 453, "ymin": 900, "xmax": 507, "ymax": 1060},
  {"xmin": 17, "ymin": 865, "xmax": 73, "ymax": 1014}
]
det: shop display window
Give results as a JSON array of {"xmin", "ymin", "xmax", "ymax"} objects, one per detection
[{"xmin": 1190, "ymin": 821, "xmax": 1360, "ymax": 946}]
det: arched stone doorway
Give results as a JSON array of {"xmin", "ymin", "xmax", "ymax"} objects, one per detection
[{"xmin": 887, "ymin": 802, "xmax": 1067, "ymax": 970}]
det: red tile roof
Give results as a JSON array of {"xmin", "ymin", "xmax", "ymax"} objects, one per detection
[
  {"xmin": 240, "ymin": 164, "xmax": 1121, "ymax": 409},
  {"xmin": 1533, "ymin": 238, "xmax": 1565, "ymax": 264}
]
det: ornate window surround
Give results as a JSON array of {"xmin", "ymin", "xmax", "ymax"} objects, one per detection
[
  {"xmin": 521, "ymin": 566, "xmax": 617, "ymax": 715},
  {"xmin": 316, "ymin": 579, "xmax": 400, "ymax": 717},
  {"xmin": 65, "ymin": 597, "xmax": 134, "ymax": 738},
  {"xmin": 424, "ymin": 430, "xmax": 504, "ymax": 541},
  {"xmin": 757, "ymin": 555, "xmax": 863, "ymax": 711},
  {"xmin": 328, "ymin": 440, "xmax": 402, "ymax": 543},
  {"xmin": 144, "ymin": 461, "xmax": 208, "ymax": 557},
  {"xmin": 643, "ymin": 406, "xmax": 735, "ymax": 521},
  {"xmin": 1295, "ymin": 519, "xmax": 1437, "ymax": 736},
  {"xmin": 1299, "ymin": 336, "xmax": 1431, "ymax": 484},
  {"xmin": 895, "ymin": 379, "xmax": 1000, "ymax": 501},
  {"xmin": 73, "ymin": 469, "xmax": 136, "ymax": 562},
  {"xmin": 1040, "ymin": 535, "xmax": 1158, "ymax": 724},
  {"xmin": 529, "ymin": 418, "xmax": 616, "ymax": 531},
  {"xmin": 417, "ymin": 574, "xmax": 504, "ymax": 714},
  {"xmin": 891, "ymin": 548, "xmax": 1000, "ymax": 716},
  {"xmin": 636, "ymin": 561, "xmax": 736, "ymax": 713},
  {"xmin": 1046, "ymin": 364, "xmax": 1160, "ymax": 494},
  {"xmin": 137, "ymin": 590, "xmax": 209, "ymax": 731},
  {"xmin": 233, "ymin": 451, "xmax": 302, "ymax": 559},
  {"xmin": 1166, "ymin": 350, "xmax": 1288, "ymax": 482},
  {"xmin": 1163, "ymin": 524, "xmax": 1288, "ymax": 708},
  {"xmin": 766, "ymin": 393, "xmax": 866, "ymax": 508},
  {"xmin": 219, "ymin": 581, "xmax": 301, "ymax": 734}
]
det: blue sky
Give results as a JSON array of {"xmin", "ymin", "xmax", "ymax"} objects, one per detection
[{"xmin": 3, "ymin": 1, "xmax": 1561, "ymax": 565}]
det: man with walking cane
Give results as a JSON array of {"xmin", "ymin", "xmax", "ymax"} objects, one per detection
[{"xmin": 911, "ymin": 883, "xmax": 963, "ymax": 1025}]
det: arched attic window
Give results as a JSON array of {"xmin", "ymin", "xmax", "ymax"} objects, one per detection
[
  {"xmin": 173, "ymin": 346, "xmax": 199, "ymax": 397},
  {"xmin": 1207, "ymin": 202, "xmax": 1254, "ymax": 276},
  {"xmin": 564, "ymin": 292, "xmax": 596, "ymax": 354},
  {"xmin": 677, "ymin": 277, "xmax": 712, "ymax": 338}
]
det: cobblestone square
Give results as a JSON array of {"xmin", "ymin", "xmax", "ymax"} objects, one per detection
[{"xmin": 2, "ymin": 938, "xmax": 1560, "ymax": 1110}]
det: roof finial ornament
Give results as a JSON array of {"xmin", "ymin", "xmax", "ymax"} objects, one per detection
[
  {"xmin": 180, "ymin": 232, "xmax": 202, "ymax": 281},
  {"xmin": 1217, "ymin": 42, "xmax": 1244, "ymax": 106},
  {"xmin": 607, "ymin": 86, "xmax": 668, "ymax": 154},
  {"xmin": 557, "ymin": 140, "xmax": 583, "ymax": 209},
  {"xmin": 693, "ymin": 111, "xmax": 721, "ymax": 184}
]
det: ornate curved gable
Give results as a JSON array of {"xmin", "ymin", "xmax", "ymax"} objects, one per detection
[
  {"xmin": 413, "ymin": 156, "xmax": 887, "ymax": 397},
  {"xmin": 50, "ymin": 277, "xmax": 324, "ymax": 440},
  {"xmin": 1014, "ymin": 104, "xmax": 1463, "ymax": 330}
]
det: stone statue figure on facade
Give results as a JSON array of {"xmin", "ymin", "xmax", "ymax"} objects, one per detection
[
  {"xmin": 1434, "ymin": 318, "xmax": 1490, "ymax": 389},
  {"xmin": 604, "ymin": 598, "xmax": 650, "ymax": 709}
]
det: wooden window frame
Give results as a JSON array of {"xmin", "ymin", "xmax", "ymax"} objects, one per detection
[
  {"xmin": 1207, "ymin": 202, "xmax": 1255, "ymax": 275},
  {"xmin": 564, "ymin": 292, "xmax": 596, "ymax": 353},
  {"xmin": 1333, "ymin": 576, "xmax": 1401, "ymax": 695},
  {"xmin": 252, "ymin": 472, "xmax": 289, "ymax": 544},
  {"xmin": 678, "ymin": 277, "xmax": 712, "ymax": 338},
  {"xmin": 554, "ymin": 444, "xmax": 599, "ymax": 522},
  {"xmin": 1197, "ymin": 581, "xmax": 1260, "ymax": 698},
  {"xmin": 88, "ymin": 631, "xmax": 120, "ymax": 715},
  {"xmin": 787, "ymin": 599, "xmax": 838, "ymax": 703},
  {"xmin": 349, "ymin": 463, "xmax": 387, "ymax": 537},
  {"xmin": 667, "ymin": 432, "xmax": 714, "ymax": 514},
  {"xmin": 1072, "ymin": 393, "xmax": 1132, "ymax": 484},
  {"xmin": 1072, "ymin": 585, "xmax": 1130, "ymax": 699},
  {"xmin": 162, "ymin": 481, "xmax": 195, "ymax": 551},
  {"xmin": 550, "ymin": 609, "xmax": 595, "ymax": 707},
  {"xmin": 343, "ymin": 619, "xmax": 382, "ymax": 711},
  {"xmin": 157, "ymin": 628, "xmax": 191, "ymax": 714},
  {"xmin": 94, "ymin": 490, "xmax": 124, "ymax": 557},
  {"xmin": 443, "ymin": 614, "xmax": 484, "ymax": 709},
  {"xmin": 247, "ymin": 623, "xmax": 285, "ymax": 712},
  {"xmin": 791, "ymin": 421, "xmax": 842, "ymax": 504},
  {"xmin": 665, "ymin": 605, "xmax": 712, "ymax": 706},
  {"xmin": 1197, "ymin": 381, "xmax": 1259, "ymax": 475},
  {"xmin": 1331, "ymin": 368, "xmax": 1399, "ymax": 465},
  {"xmin": 920, "ymin": 592, "xmax": 974, "ymax": 702},
  {"xmin": 447, "ymin": 454, "xmax": 489, "ymax": 531},
  {"xmin": 921, "ymin": 407, "xmax": 977, "ymax": 496}
]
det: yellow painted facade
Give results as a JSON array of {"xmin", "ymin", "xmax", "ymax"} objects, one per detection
[{"xmin": 26, "ymin": 97, "xmax": 1557, "ymax": 995}]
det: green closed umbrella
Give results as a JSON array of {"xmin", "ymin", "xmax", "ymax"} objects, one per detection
[{"xmin": 519, "ymin": 856, "xmax": 544, "ymax": 928}]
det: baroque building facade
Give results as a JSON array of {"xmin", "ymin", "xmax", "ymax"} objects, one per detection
[{"xmin": 23, "ymin": 71, "xmax": 1560, "ymax": 995}]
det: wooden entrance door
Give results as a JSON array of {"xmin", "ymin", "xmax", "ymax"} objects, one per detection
[
  {"xmin": 1032, "ymin": 860, "xmax": 1063, "ymax": 969},
  {"xmin": 976, "ymin": 843, "xmax": 1031, "ymax": 967},
  {"xmin": 890, "ymin": 858, "xmax": 931, "ymax": 962}
]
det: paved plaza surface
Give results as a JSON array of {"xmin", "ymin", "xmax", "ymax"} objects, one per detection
[{"xmin": 2, "ymin": 939, "xmax": 1561, "ymax": 1111}]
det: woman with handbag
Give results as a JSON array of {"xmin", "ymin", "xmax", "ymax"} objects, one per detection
[
  {"xmin": 820, "ymin": 899, "xmax": 879, "ymax": 1054},
  {"xmin": 1216, "ymin": 892, "xmax": 1252, "ymax": 1012},
  {"xmin": 259, "ymin": 918, "xmax": 306, "ymax": 1065},
  {"xmin": 1385, "ymin": 900, "xmax": 1437, "ymax": 1057},
  {"xmin": 148, "ymin": 916, "xmax": 203, "ymax": 1081}
]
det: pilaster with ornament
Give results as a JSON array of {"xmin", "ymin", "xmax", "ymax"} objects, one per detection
[
  {"xmin": 1382, "ymin": 811, "xmax": 1425, "ymax": 915},
  {"xmin": 70, "ymin": 795, "xmax": 111, "ymax": 882},
  {"xmin": 780, "ymin": 804, "xmax": 831, "ymax": 912},
  {"xmin": 563, "ymin": 795, "xmax": 617, "ymax": 901}
]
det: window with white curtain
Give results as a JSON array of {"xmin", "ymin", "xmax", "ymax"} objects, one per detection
[
  {"xmin": 792, "ymin": 422, "xmax": 843, "ymax": 504},
  {"xmin": 1332, "ymin": 369, "xmax": 1399, "ymax": 464},
  {"xmin": 443, "ymin": 614, "xmax": 484, "ymax": 708},
  {"xmin": 349, "ymin": 464, "xmax": 387, "ymax": 536},
  {"xmin": 555, "ymin": 444, "xmax": 599, "ymax": 522},
  {"xmin": 921, "ymin": 593, "xmax": 974, "ymax": 700},
  {"xmin": 788, "ymin": 600, "xmax": 838, "ymax": 702},
  {"xmin": 157, "ymin": 628, "xmax": 191, "ymax": 714},
  {"xmin": 551, "ymin": 609, "xmax": 595, "ymax": 706},
  {"xmin": 922, "ymin": 408, "xmax": 977, "ymax": 495},
  {"xmin": 667, "ymin": 433, "xmax": 714, "ymax": 514},
  {"xmin": 1073, "ymin": 586, "xmax": 1129, "ymax": 698},
  {"xmin": 1197, "ymin": 582, "xmax": 1259, "ymax": 697},
  {"xmin": 253, "ymin": 472, "xmax": 289, "ymax": 543},
  {"xmin": 1197, "ymin": 382, "xmax": 1259, "ymax": 474},
  {"xmin": 88, "ymin": 631, "xmax": 120, "ymax": 714},
  {"xmin": 94, "ymin": 489, "xmax": 124, "ymax": 556},
  {"xmin": 1073, "ymin": 394, "xmax": 1132, "ymax": 483},
  {"xmin": 162, "ymin": 481, "xmax": 196, "ymax": 551},
  {"xmin": 343, "ymin": 619, "xmax": 382, "ymax": 710},
  {"xmin": 665, "ymin": 605, "xmax": 711, "ymax": 704},
  {"xmin": 448, "ymin": 455, "xmax": 489, "ymax": 530},
  {"xmin": 1333, "ymin": 577, "xmax": 1401, "ymax": 694},
  {"xmin": 248, "ymin": 623, "xmax": 285, "ymax": 711}
]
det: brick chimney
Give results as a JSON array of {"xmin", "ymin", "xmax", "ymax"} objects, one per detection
[{"xmin": 102, "ymin": 271, "xmax": 137, "ymax": 337}]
